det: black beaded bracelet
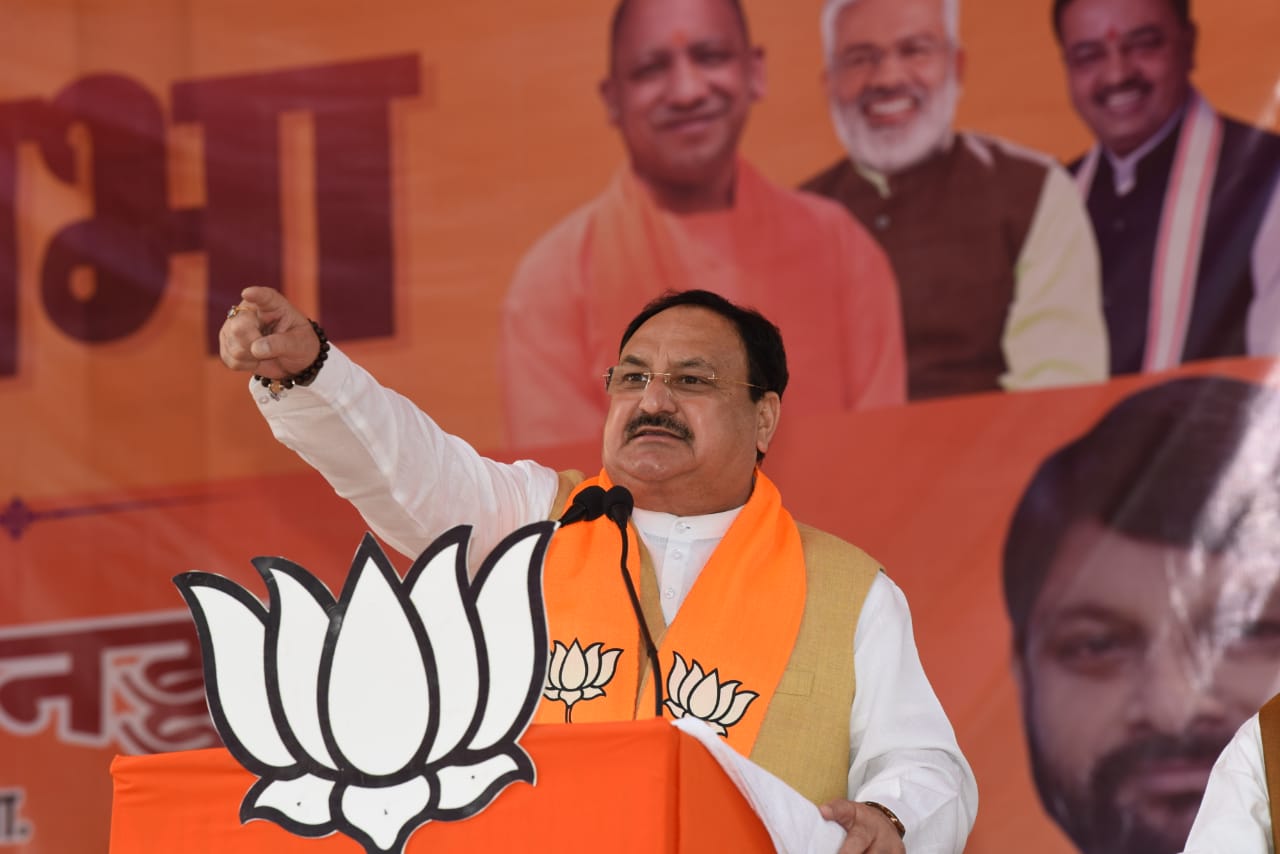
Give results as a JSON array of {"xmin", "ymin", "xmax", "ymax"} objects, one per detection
[{"xmin": 255, "ymin": 319, "xmax": 329, "ymax": 395}]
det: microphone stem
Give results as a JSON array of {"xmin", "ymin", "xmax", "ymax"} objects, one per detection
[{"xmin": 615, "ymin": 520, "xmax": 663, "ymax": 718}]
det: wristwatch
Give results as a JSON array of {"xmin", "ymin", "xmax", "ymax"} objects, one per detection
[{"xmin": 861, "ymin": 801, "xmax": 906, "ymax": 838}]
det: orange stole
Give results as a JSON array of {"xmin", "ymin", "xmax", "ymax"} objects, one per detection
[{"xmin": 535, "ymin": 470, "xmax": 806, "ymax": 756}]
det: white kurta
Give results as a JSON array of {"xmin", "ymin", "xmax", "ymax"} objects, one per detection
[
  {"xmin": 252, "ymin": 345, "xmax": 978, "ymax": 853},
  {"xmin": 1182, "ymin": 712, "xmax": 1273, "ymax": 854}
]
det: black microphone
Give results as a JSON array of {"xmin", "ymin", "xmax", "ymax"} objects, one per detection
[
  {"xmin": 600, "ymin": 485, "xmax": 663, "ymax": 718},
  {"xmin": 558, "ymin": 485, "xmax": 607, "ymax": 527},
  {"xmin": 603, "ymin": 485, "xmax": 634, "ymax": 527}
]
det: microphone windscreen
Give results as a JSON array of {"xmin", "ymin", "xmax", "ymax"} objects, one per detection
[
  {"xmin": 558, "ymin": 485, "xmax": 607, "ymax": 527},
  {"xmin": 603, "ymin": 485, "xmax": 634, "ymax": 525}
]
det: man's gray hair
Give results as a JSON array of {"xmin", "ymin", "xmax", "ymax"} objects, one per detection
[{"xmin": 820, "ymin": 0, "xmax": 960, "ymax": 60}]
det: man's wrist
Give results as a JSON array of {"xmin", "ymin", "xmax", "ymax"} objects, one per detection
[
  {"xmin": 861, "ymin": 801, "xmax": 906, "ymax": 838},
  {"xmin": 253, "ymin": 319, "xmax": 329, "ymax": 396}
]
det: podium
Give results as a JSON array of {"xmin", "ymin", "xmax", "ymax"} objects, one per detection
[{"xmin": 109, "ymin": 718, "xmax": 777, "ymax": 852}]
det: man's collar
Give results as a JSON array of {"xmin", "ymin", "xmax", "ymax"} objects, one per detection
[
  {"xmin": 1101, "ymin": 95, "xmax": 1190, "ymax": 196},
  {"xmin": 632, "ymin": 505, "xmax": 742, "ymax": 540},
  {"xmin": 851, "ymin": 129, "xmax": 956, "ymax": 199},
  {"xmin": 625, "ymin": 158, "xmax": 745, "ymax": 215}
]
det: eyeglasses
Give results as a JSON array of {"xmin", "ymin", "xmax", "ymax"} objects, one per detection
[
  {"xmin": 602, "ymin": 365, "xmax": 763, "ymax": 397},
  {"xmin": 831, "ymin": 36, "xmax": 950, "ymax": 79}
]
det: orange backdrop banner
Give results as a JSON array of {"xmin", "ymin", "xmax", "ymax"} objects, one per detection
[{"xmin": 3, "ymin": 1, "xmax": 1280, "ymax": 852}]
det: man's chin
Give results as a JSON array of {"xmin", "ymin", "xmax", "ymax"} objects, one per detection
[
  {"xmin": 614, "ymin": 440, "xmax": 689, "ymax": 471},
  {"xmin": 1094, "ymin": 125, "xmax": 1161, "ymax": 158},
  {"xmin": 1030, "ymin": 754, "xmax": 1194, "ymax": 854},
  {"xmin": 1116, "ymin": 799, "xmax": 1200, "ymax": 854},
  {"xmin": 1052, "ymin": 795, "xmax": 1191, "ymax": 854},
  {"xmin": 831, "ymin": 75, "xmax": 958, "ymax": 176},
  {"xmin": 1074, "ymin": 822, "xmax": 1187, "ymax": 854},
  {"xmin": 625, "ymin": 432, "xmax": 687, "ymax": 449},
  {"xmin": 642, "ymin": 141, "xmax": 739, "ymax": 187},
  {"xmin": 836, "ymin": 117, "xmax": 943, "ymax": 176}
]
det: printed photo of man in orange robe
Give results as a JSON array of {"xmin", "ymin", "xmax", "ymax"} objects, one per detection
[{"xmin": 498, "ymin": 0, "xmax": 907, "ymax": 449}]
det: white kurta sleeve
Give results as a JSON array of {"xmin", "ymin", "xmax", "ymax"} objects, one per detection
[
  {"xmin": 252, "ymin": 345, "xmax": 562, "ymax": 569},
  {"xmin": 1246, "ymin": 184, "xmax": 1280, "ymax": 355},
  {"xmin": 1001, "ymin": 163, "xmax": 1110, "ymax": 390},
  {"xmin": 1181, "ymin": 713, "xmax": 1272, "ymax": 854},
  {"xmin": 846, "ymin": 573, "xmax": 978, "ymax": 854}
]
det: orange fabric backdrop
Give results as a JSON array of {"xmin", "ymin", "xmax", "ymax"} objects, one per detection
[{"xmin": 2, "ymin": 1, "xmax": 1279, "ymax": 852}]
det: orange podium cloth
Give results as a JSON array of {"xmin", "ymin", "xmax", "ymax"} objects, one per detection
[{"xmin": 109, "ymin": 718, "xmax": 776, "ymax": 853}]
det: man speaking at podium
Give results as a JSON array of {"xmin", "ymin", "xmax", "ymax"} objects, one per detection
[{"xmin": 219, "ymin": 285, "xmax": 976, "ymax": 853}]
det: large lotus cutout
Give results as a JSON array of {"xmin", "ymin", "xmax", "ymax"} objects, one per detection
[{"xmin": 174, "ymin": 523, "xmax": 554, "ymax": 854}]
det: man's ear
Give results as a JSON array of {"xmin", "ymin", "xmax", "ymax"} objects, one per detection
[
  {"xmin": 747, "ymin": 46, "xmax": 767, "ymax": 101},
  {"xmin": 954, "ymin": 45, "xmax": 967, "ymax": 85},
  {"xmin": 600, "ymin": 76, "xmax": 621, "ymax": 125},
  {"xmin": 1012, "ymin": 647, "xmax": 1029, "ymax": 700},
  {"xmin": 755, "ymin": 391, "xmax": 781, "ymax": 457}
]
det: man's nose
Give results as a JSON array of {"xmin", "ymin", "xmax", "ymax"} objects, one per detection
[
  {"xmin": 1098, "ymin": 45, "xmax": 1136, "ymax": 87},
  {"xmin": 668, "ymin": 55, "xmax": 710, "ymax": 106},
  {"xmin": 637, "ymin": 376, "xmax": 678, "ymax": 413},
  {"xmin": 867, "ymin": 46, "xmax": 909, "ymax": 90},
  {"xmin": 1124, "ymin": 638, "xmax": 1228, "ymax": 736}
]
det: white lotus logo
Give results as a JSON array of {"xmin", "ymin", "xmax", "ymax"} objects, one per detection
[
  {"xmin": 173, "ymin": 524, "xmax": 554, "ymax": 854},
  {"xmin": 664, "ymin": 652, "xmax": 758, "ymax": 736},
  {"xmin": 542, "ymin": 639, "xmax": 623, "ymax": 722}
]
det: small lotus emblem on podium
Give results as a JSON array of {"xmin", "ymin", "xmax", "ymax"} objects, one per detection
[
  {"xmin": 663, "ymin": 652, "xmax": 758, "ymax": 736},
  {"xmin": 175, "ymin": 524, "xmax": 554, "ymax": 854},
  {"xmin": 542, "ymin": 640, "xmax": 623, "ymax": 722}
]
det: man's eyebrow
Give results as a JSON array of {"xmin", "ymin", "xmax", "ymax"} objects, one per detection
[
  {"xmin": 686, "ymin": 34, "xmax": 740, "ymax": 51},
  {"xmin": 617, "ymin": 354, "xmax": 716, "ymax": 370},
  {"xmin": 1064, "ymin": 36, "xmax": 1105, "ymax": 51},
  {"xmin": 1124, "ymin": 24, "xmax": 1166, "ymax": 40},
  {"xmin": 1213, "ymin": 583, "xmax": 1280, "ymax": 616},
  {"xmin": 1036, "ymin": 602, "xmax": 1134, "ymax": 628},
  {"xmin": 836, "ymin": 39, "xmax": 880, "ymax": 55},
  {"xmin": 1066, "ymin": 23, "xmax": 1163, "ymax": 51},
  {"xmin": 857, "ymin": 30, "xmax": 942, "ymax": 47},
  {"xmin": 628, "ymin": 34, "xmax": 736, "ymax": 61},
  {"xmin": 626, "ymin": 46, "xmax": 672, "ymax": 66}
]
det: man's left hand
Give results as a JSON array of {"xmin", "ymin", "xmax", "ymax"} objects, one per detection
[{"xmin": 819, "ymin": 799, "xmax": 906, "ymax": 854}]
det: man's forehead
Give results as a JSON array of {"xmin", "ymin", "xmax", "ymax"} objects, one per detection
[
  {"xmin": 612, "ymin": 0, "xmax": 748, "ymax": 54},
  {"xmin": 835, "ymin": 0, "xmax": 947, "ymax": 45},
  {"xmin": 1034, "ymin": 520, "xmax": 1280, "ymax": 616},
  {"xmin": 621, "ymin": 305, "xmax": 745, "ymax": 362},
  {"xmin": 1060, "ymin": 0, "xmax": 1178, "ymax": 43}
]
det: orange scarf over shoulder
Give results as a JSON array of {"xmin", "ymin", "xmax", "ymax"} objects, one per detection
[{"xmin": 535, "ymin": 470, "xmax": 806, "ymax": 755}]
